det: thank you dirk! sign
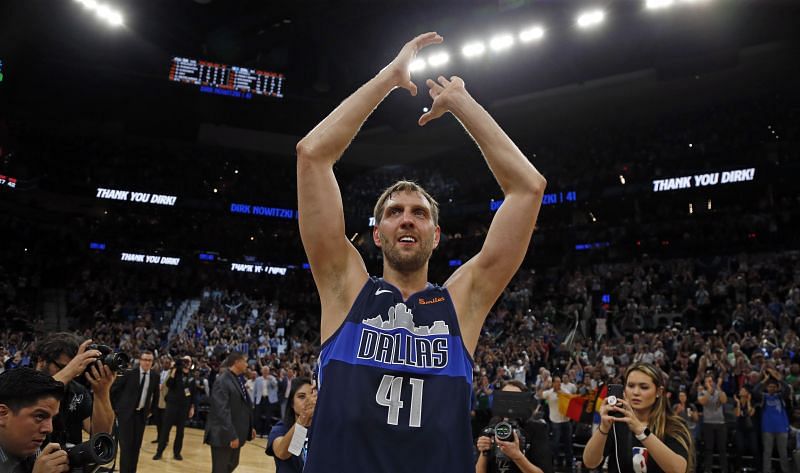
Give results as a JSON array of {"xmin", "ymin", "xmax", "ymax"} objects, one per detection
[
  {"xmin": 96, "ymin": 187, "xmax": 178, "ymax": 206},
  {"xmin": 651, "ymin": 168, "xmax": 755, "ymax": 192}
]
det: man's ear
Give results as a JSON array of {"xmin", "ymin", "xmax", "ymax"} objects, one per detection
[
  {"xmin": 373, "ymin": 226, "xmax": 382, "ymax": 248},
  {"xmin": 433, "ymin": 226, "xmax": 441, "ymax": 250},
  {"xmin": 0, "ymin": 404, "xmax": 10, "ymax": 428}
]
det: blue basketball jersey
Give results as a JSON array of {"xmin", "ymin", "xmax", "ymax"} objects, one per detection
[{"xmin": 305, "ymin": 277, "xmax": 475, "ymax": 473}]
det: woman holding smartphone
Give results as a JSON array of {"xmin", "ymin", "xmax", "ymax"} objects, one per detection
[
  {"xmin": 582, "ymin": 362, "xmax": 694, "ymax": 473},
  {"xmin": 266, "ymin": 377, "xmax": 317, "ymax": 473}
]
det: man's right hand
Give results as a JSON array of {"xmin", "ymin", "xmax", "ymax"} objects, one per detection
[
  {"xmin": 229, "ymin": 438, "xmax": 240, "ymax": 449},
  {"xmin": 476, "ymin": 435, "xmax": 493, "ymax": 454},
  {"xmin": 54, "ymin": 339, "xmax": 102, "ymax": 384},
  {"xmin": 382, "ymin": 32, "xmax": 443, "ymax": 97},
  {"xmin": 32, "ymin": 443, "xmax": 69, "ymax": 473}
]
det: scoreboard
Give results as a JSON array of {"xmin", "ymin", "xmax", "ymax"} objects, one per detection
[{"xmin": 169, "ymin": 57, "xmax": 284, "ymax": 98}]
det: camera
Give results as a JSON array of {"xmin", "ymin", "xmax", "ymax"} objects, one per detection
[
  {"xmin": 87, "ymin": 344, "xmax": 130, "ymax": 373},
  {"xmin": 63, "ymin": 433, "xmax": 117, "ymax": 473},
  {"xmin": 173, "ymin": 356, "xmax": 194, "ymax": 370},
  {"xmin": 482, "ymin": 420, "xmax": 527, "ymax": 461}
]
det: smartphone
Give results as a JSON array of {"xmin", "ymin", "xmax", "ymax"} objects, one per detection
[{"xmin": 607, "ymin": 384, "xmax": 624, "ymax": 418}]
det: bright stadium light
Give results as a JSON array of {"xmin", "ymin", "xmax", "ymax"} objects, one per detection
[
  {"xmin": 519, "ymin": 26, "xmax": 545, "ymax": 43},
  {"xmin": 646, "ymin": 0, "xmax": 675, "ymax": 9},
  {"xmin": 489, "ymin": 34, "xmax": 514, "ymax": 52},
  {"xmin": 428, "ymin": 52, "xmax": 450, "ymax": 67},
  {"xmin": 79, "ymin": 0, "xmax": 99, "ymax": 10},
  {"xmin": 76, "ymin": 0, "xmax": 123, "ymax": 26},
  {"xmin": 409, "ymin": 58, "xmax": 427, "ymax": 72},
  {"xmin": 96, "ymin": 4, "xmax": 112, "ymax": 18},
  {"xmin": 462, "ymin": 42, "xmax": 486, "ymax": 58},
  {"xmin": 577, "ymin": 9, "xmax": 606, "ymax": 29},
  {"xmin": 107, "ymin": 10, "xmax": 124, "ymax": 26}
]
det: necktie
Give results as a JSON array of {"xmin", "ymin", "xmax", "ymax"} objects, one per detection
[
  {"xmin": 136, "ymin": 373, "xmax": 145, "ymax": 409},
  {"xmin": 237, "ymin": 375, "xmax": 249, "ymax": 402}
]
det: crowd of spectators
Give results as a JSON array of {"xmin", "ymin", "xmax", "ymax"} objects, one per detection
[{"xmin": 3, "ymin": 247, "xmax": 800, "ymax": 471}]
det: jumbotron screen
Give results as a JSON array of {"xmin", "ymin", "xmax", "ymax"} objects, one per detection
[{"xmin": 169, "ymin": 56, "xmax": 285, "ymax": 98}]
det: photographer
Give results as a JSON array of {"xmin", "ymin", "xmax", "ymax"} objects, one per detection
[
  {"xmin": 0, "ymin": 368, "xmax": 66, "ymax": 473},
  {"xmin": 33, "ymin": 333, "xmax": 115, "ymax": 446},
  {"xmin": 476, "ymin": 380, "xmax": 553, "ymax": 473},
  {"xmin": 153, "ymin": 356, "xmax": 195, "ymax": 461}
]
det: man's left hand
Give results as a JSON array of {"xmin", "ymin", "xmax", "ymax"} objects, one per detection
[{"xmin": 419, "ymin": 76, "xmax": 469, "ymax": 127}]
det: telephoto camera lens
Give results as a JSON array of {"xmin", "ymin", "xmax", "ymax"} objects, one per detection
[{"xmin": 66, "ymin": 433, "xmax": 116, "ymax": 467}]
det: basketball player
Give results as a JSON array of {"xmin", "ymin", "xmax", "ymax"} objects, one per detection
[{"xmin": 296, "ymin": 32, "xmax": 546, "ymax": 472}]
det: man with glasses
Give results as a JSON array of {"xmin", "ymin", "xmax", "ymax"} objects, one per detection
[
  {"xmin": 111, "ymin": 350, "xmax": 159, "ymax": 473},
  {"xmin": 33, "ymin": 332, "xmax": 115, "ymax": 447}
]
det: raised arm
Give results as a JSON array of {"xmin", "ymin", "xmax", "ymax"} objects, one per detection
[
  {"xmin": 296, "ymin": 32, "xmax": 443, "ymax": 342},
  {"xmin": 430, "ymin": 77, "xmax": 547, "ymax": 353}
]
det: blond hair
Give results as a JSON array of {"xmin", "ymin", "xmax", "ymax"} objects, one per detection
[
  {"xmin": 625, "ymin": 362, "xmax": 695, "ymax": 473},
  {"xmin": 373, "ymin": 180, "xmax": 439, "ymax": 226}
]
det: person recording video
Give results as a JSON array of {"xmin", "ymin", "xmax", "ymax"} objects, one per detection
[
  {"xmin": 582, "ymin": 362, "xmax": 694, "ymax": 473},
  {"xmin": 475, "ymin": 380, "xmax": 553, "ymax": 473},
  {"xmin": 0, "ymin": 368, "xmax": 66, "ymax": 473},
  {"xmin": 153, "ymin": 355, "xmax": 195, "ymax": 461},
  {"xmin": 33, "ymin": 333, "xmax": 116, "ymax": 446}
]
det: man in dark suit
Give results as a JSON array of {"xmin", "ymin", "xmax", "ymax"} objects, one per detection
[
  {"xmin": 111, "ymin": 350, "xmax": 159, "ymax": 473},
  {"xmin": 204, "ymin": 352, "xmax": 255, "ymax": 473},
  {"xmin": 153, "ymin": 355, "xmax": 195, "ymax": 461}
]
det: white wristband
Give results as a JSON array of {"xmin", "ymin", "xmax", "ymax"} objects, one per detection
[{"xmin": 288, "ymin": 423, "xmax": 308, "ymax": 456}]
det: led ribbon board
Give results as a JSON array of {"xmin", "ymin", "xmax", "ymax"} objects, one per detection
[
  {"xmin": 169, "ymin": 57, "xmax": 285, "ymax": 98},
  {"xmin": 230, "ymin": 263, "xmax": 287, "ymax": 275},
  {"xmin": 0, "ymin": 175, "xmax": 16, "ymax": 189},
  {"xmin": 230, "ymin": 203, "xmax": 296, "ymax": 219},
  {"xmin": 96, "ymin": 188, "xmax": 177, "ymax": 206},
  {"xmin": 120, "ymin": 252, "xmax": 181, "ymax": 266},
  {"xmin": 491, "ymin": 190, "xmax": 576, "ymax": 211},
  {"xmin": 652, "ymin": 168, "xmax": 755, "ymax": 192}
]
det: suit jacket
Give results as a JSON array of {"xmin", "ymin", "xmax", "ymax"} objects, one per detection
[
  {"xmin": 111, "ymin": 368, "xmax": 160, "ymax": 417},
  {"xmin": 204, "ymin": 370, "xmax": 254, "ymax": 448}
]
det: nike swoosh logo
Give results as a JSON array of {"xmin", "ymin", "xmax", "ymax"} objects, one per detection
[{"xmin": 375, "ymin": 289, "xmax": 393, "ymax": 296}]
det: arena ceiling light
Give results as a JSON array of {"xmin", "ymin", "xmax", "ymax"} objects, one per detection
[
  {"xmin": 427, "ymin": 52, "xmax": 450, "ymax": 67},
  {"xmin": 576, "ymin": 9, "xmax": 606, "ymax": 29},
  {"xmin": 461, "ymin": 41, "xmax": 486, "ymax": 59},
  {"xmin": 74, "ymin": 0, "xmax": 124, "ymax": 27},
  {"xmin": 519, "ymin": 26, "xmax": 545, "ymax": 43},
  {"xmin": 409, "ymin": 58, "xmax": 427, "ymax": 72},
  {"xmin": 645, "ymin": 0, "xmax": 675, "ymax": 9},
  {"xmin": 489, "ymin": 34, "xmax": 514, "ymax": 52}
]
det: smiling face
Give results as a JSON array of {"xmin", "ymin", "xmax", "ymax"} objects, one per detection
[
  {"xmin": 625, "ymin": 370, "xmax": 659, "ymax": 412},
  {"xmin": 0, "ymin": 397, "xmax": 60, "ymax": 458},
  {"xmin": 373, "ymin": 190, "xmax": 440, "ymax": 273}
]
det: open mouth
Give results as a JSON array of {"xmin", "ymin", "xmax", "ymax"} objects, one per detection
[{"xmin": 397, "ymin": 235, "xmax": 417, "ymax": 245}]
